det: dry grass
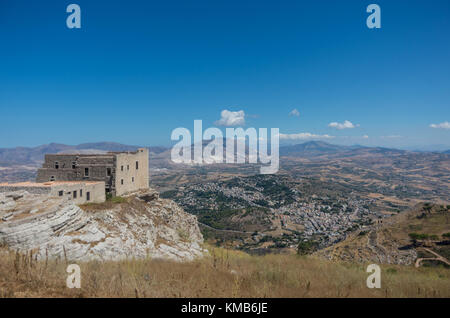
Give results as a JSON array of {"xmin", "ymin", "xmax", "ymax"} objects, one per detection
[
  {"xmin": 0, "ymin": 246, "xmax": 448, "ymax": 298},
  {"xmin": 79, "ymin": 196, "xmax": 129, "ymax": 212}
]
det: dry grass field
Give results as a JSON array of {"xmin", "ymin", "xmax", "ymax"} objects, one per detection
[{"xmin": 0, "ymin": 245, "xmax": 448, "ymax": 298}]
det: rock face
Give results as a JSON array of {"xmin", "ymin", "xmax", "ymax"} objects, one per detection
[{"xmin": 0, "ymin": 190, "xmax": 205, "ymax": 261}]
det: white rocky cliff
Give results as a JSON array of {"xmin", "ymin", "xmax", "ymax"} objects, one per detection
[{"xmin": 0, "ymin": 190, "xmax": 205, "ymax": 261}]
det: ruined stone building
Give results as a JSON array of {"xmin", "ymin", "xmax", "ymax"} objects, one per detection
[
  {"xmin": 36, "ymin": 148, "xmax": 149, "ymax": 196},
  {"xmin": 0, "ymin": 181, "xmax": 105, "ymax": 204}
]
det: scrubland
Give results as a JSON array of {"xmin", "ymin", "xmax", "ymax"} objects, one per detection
[{"xmin": 0, "ymin": 245, "xmax": 448, "ymax": 298}]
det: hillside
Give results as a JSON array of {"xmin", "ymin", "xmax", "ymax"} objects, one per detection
[
  {"xmin": 0, "ymin": 189, "xmax": 204, "ymax": 261},
  {"xmin": 0, "ymin": 245, "xmax": 448, "ymax": 297},
  {"xmin": 316, "ymin": 203, "xmax": 450, "ymax": 266}
]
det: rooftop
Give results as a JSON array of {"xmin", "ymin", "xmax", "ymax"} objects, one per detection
[
  {"xmin": 0, "ymin": 181, "xmax": 104, "ymax": 187},
  {"xmin": 48, "ymin": 148, "xmax": 147, "ymax": 156}
]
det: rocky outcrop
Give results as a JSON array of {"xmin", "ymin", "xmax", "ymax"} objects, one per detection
[{"xmin": 0, "ymin": 190, "xmax": 205, "ymax": 261}]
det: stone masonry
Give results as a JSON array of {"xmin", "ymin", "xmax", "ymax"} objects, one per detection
[
  {"xmin": 36, "ymin": 148, "xmax": 149, "ymax": 196},
  {"xmin": 0, "ymin": 181, "xmax": 105, "ymax": 204}
]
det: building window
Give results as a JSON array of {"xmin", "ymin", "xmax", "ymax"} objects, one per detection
[
  {"xmin": 84, "ymin": 168, "xmax": 89, "ymax": 177},
  {"xmin": 58, "ymin": 191, "xmax": 63, "ymax": 196},
  {"xmin": 121, "ymin": 179, "xmax": 124, "ymax": 185},
  {"xmin": 50, "ymin": 176, "xmax": 55, "ymax": 181},
  {"xmin": 132, "ymin": 177, "xmax": 134, "ymax": 182},
  {"xmin": 136, "ymin": 161, "xmax": 139, "ymax": 170},
  {"xmin": 73, "ymin": 191, "xmax": 77, "ymax": 199},
  {"xmin": 72, "ymin": 161, "xmax": 76, "ymax": 169},
  {"xmin": 80, "ymin": 189, "xmax": 83, "ymax": 197},
  {"xmin": 86, "ymin": 192, "xmax": 90, "ymax": 201},
  {"xmin": 121, "ymin": 165, "xmax": 124, "ymax": 171},
  {"xmin": 127, "ymin": 165, "xmax": 129, "ymax": 170},
  {"xmin": 106, "ymin": 168, "xmax": 112, "ymax": 176},
  {"xmin": 55, "ymin": 161, "xmax": 59, "ymax": 169}
]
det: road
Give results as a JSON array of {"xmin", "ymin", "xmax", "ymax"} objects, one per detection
[
  {"xmin": 198, "ymin": 222, "xmax": 253, "ymax": 234},
  {"xmin": 415, "ymin": 247, "xmax": 450, "ymax": 268}
]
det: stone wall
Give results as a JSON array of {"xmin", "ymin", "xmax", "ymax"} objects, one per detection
[
  {"xmin": 49, "ymin": 182, "xmax": 106, "ymax": 204},
  {"xmin": 36, "ymin": 149, "xmax": 149, "ymax": 196},
  {"xmin": 37, "ymin": 154, "xmax": 116, "ymax": 193},
  {"xmin": 114, "ymin": 148, "xmax": 149, "ymax": 196},
  {"xmin": 0, "ymin": 185, "xmax": 51, "ymax": 195},
  {"xmin": 0, "ymin": 182, "xmax": 105, "ymax": 204}
]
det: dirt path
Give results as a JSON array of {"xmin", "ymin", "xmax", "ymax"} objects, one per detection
[
  {"xmin": 366, "ymin": 230, "xmax": 392, "ymax": 263},
  {"xmin": 415, "ymin": 247, "xmax": 450, "ymax": 268},
  {"xmin": 198, "ymin": 222, "xmax": 252, "ymax": 234}
]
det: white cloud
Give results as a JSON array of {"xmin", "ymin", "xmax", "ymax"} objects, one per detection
[
  {"xmin": 328, "ymin": 120, "xmax": 359, "ymax": 130},
  {"xmin": 362, "ymin": 135, "xmax": 369, "ymax": 139},
  {"xmin": 381, "ymin": 135, "xmax": 402, "ymax": 139},
  {"xmin": 430, "ymin": 121, "xmax": 450, "ymax": 129},
  {"xmin": 289, "ymin": 109, "xmax": 300, "ymax": 117},
  {"xmin": 215, "ymin": 110, "xmax": 245, "ymax": 126},
  {"xmin": 279, "ymin": 132, "xmax": 334, "ymax": 140}
]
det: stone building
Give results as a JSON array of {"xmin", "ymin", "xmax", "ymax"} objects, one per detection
[
  {"xmin": 36, "ymin": 148, "xmax": 149, "ymax": 196},
  {"xmin": 0, "ymin": 181, "xmax": 105, "ymax": 204}
]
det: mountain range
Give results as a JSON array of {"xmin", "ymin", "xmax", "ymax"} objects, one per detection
[
  {"xmin": 0, "ymin": 142, "xmax": 166, "ymax": 166},
  {"xmin": 0, "ymin": 141, "xmax": 448, "ymax": 166}
]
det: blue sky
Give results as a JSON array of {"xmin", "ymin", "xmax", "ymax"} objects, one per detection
[{"xmin": 0, "ymin": 0, "xmax": 449, "ymax": 149}]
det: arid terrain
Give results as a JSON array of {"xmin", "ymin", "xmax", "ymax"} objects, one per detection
[
  {"xmin": 1, "ymin": 245, "xmax": 449, "ymax": 298},
  {"xmin": 0, "ymin": 141, "xmax": 448, "ymax": 298},
  {"xmin": 1, "ymin": 141, "xmax": 449, "ymax": 258}
]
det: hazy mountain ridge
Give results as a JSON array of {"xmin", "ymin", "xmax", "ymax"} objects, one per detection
[
  {"xmin": 0, "ymin": 142, "xmax": 166, "ymax": 165},
  {"xmin": 280, "ymin": 141, "xmax": 409, "ymax": 158}
]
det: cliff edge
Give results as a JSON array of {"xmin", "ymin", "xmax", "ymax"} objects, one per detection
[{"xmin": 0, "ymin": 189, "xmax": 205, "ymax": 261}]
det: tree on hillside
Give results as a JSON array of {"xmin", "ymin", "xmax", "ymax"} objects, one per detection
[
  {"xmin": 423, "ymin": 203, "xmax": 432, "ymax": 215},
  {"xmin": 408, "ymin": 233, "xmax": 429, "ymax": 246},
  {"xmin": 297, "ymin": 240, "xmax": 319, "ymax": 255}
]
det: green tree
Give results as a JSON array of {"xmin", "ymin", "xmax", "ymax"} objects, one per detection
[{"xmin": 297, "ymin": 240, "xmax": 319, "ymax": 255}]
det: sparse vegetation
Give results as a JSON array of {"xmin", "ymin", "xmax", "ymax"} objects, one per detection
[
  {"xmin": 409, "ymin": 233, "xmax": 431, "ymax": 241},
  {"xmin": 0, "ymin": 246, "xmax": 448, "ymax": 298},
  {"xmin": 297, "ymin": 240, "xmax": 319, "ymax": 255},
  {"xmin": 109, "ymin": 196, "xmax": 127, "ymax": 204},
  {"xmin": 79, "ymin": 196, "xmax": 128, "ymax": 211}
]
